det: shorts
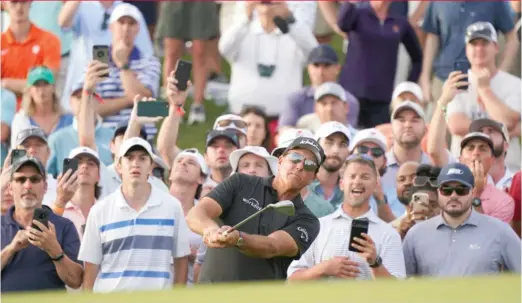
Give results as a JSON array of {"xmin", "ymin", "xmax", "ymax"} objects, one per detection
[{"xmin": 156, "ymin": 2, "xmax": 219, "ymax": 41}]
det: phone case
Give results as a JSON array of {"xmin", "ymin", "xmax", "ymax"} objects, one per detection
[
  {"xmin": 348, "ymin": 219, "xmax": 369, "ymax": 253},
  {"xmin": 32, "ymin": 208, "xmax": 49, "ymax": 231},
  {"xmin": 175, "ymin": 60, "xmax": 192, "ymax": 91},
  {"xmin": 137, "ymin": 101, "xmax": 170, "ymax": 117},
  {"xmin": 63, "ymin": 158, "xmax": 79, "ymax": 174},
  {"xmin": 11, "ymin": 149, "xmax": 27, "ymax": 164},
  {"xmin": 93, "ymin": 45, "xmax": 110, "ymax": 77}
]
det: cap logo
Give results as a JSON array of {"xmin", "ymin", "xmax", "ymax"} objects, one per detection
[
  {"xmin": 447, "ymin": 168, "xmax": 464, "ymax": 175},
  {"xmin": 299, "ymin": 139, "xmax": 319, "ymax": 150}
]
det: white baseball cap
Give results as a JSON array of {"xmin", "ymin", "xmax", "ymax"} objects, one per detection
[
  {"xmin": 118, "ymin": 137, "xmax": 153, "ymax": 158},
  {"xmin": 392, "ymin": 81, "xmax": 423, "ymax": 101},
  {"xmin": 213, "ymin": 114, "xmax": 247, "ymax": 135},
  {"xmin": 68, "ymin": 146, "xmax": 100, "ymax": 166},
  {"xmin": 272, "ymin": 128, "xmax": 314, "ymax": 157},
  {"xmin": 174, "ymin": 148, "xmax": 209, "ymax": 176},
  {"xmin": 230, "ymin": 146, "xmax": 278, "ymax": 176},
  {"xmin": 109, "ymin": 3, "xmax": 142, "ymax": 24},
  {"xmin": 314, "ymin": 82, "xmax": 347, "ymax": 102},
  {"xmin": 391, "ymin": 101, "xmax": 425, "ymax": 120},
  {"xmin": 349, "ymin": 128, "xmax": 387, "ymax": 152},
  {"xmin": 315, "ymin": 121, "xmax": 352, "ymax": 142}
]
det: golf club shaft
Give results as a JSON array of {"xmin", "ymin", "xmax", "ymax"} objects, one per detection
[{"xmin": 223, "ymin": 207, "xmax": 268, "ymax": 236}]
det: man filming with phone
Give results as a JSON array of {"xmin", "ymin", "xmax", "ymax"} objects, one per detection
[
  {"xmin": 1, "ymin": 156, "xmax": 83, "ymax": 292},
  {"xmin": 287, "ymin": 155, "xmax": 406, "ymax": 281},
  {"xmin": 69, "ymin": 3, "xmax": 161, "ymax": 141}
]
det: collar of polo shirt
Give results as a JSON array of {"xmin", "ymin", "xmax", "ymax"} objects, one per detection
[
  {"xmin": 114, "ymin": 185, "xmax": 161, "ymax": 208},
  {"xmin": 433, "ymin": 209, "xmax": 481, "ymax": 229},
  {"xmin": 331, "ymin": 207, "xmax": 380, "ymax": 223}
]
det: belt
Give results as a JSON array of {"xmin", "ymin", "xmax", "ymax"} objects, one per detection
[{"xmin": 61, "ymin": 51, "xmax": 70, "ymax": 58}]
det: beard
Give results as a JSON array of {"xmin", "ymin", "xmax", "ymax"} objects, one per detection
[
  {"xmin": 442, "ymin": 198, "xmax": 471, "ymax": 218},
  {"xmin": 322, "ymin": 156, "xmax": 343, "ymax": 173},
  {"xmin": 492, "ymin": 145, "xmax": 504, "ymax": 158},
  {"xmin": 19, "ymin": 197, "xmax": 39, "ymax": 209}
]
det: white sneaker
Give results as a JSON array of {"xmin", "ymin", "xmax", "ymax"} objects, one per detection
[{"xmin": 187, "ymin": 104, "xmax": 206, "ymax": 125}]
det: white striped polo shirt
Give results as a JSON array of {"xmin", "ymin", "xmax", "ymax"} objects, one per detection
[
  {"xmin": 72, "ymin": 46, "xmax": 161, "ymax": 141},
  {"xmin": 78, "ymin": 185, "xmax": 190, "ymax": 293},
  {"xmin": 287, "ymin": 208, "xmax": 406, "ymax": 280}
]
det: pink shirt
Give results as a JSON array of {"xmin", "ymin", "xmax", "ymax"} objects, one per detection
[
  {"xmin": 62, "ymin": 203, "xmax": 87, "ymax": 240},
  {"xmin": 481, "ymin": 184, "xmax": 515, "ymax": 223}
]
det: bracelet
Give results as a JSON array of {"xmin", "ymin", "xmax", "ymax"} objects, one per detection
[
  {"xmin": 83, "ymin": 89, "xmax": 104, "ymax": 104},
  {"xmin": 52, "ymin": 205, "xmax": 65, "ymax": 215}
]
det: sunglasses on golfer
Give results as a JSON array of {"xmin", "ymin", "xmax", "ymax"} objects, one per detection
[
  {"xmin": 286, "ymin": 152, "xmax": 318, "ymax": 172},
  {"xmin": 216, "ymin": 119, "xmax": 247, "ymax": 130},
  {"xmin": 355, "ymin": 145, "xmax": 384, "ymax": 158},
  {"xmin": 414, "ymin": 176, "xmax": 439, "ymax": 187},
  {"xmin": 438, "ymin": 185, "xmax": 471, "ymax": 196}
]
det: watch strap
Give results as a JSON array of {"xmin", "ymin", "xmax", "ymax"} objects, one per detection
[
  {"xmin": 51, "ymin": 252, "xmax": 65, "ymax": 262},
  {"xmin": 121, "ymin": 63, "xmax": 130, "ymax": 70},
  {"xmin": 369, "ymin": 256, "xmax": 382, "ymax": 268}
]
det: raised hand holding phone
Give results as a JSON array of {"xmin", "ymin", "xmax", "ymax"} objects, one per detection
[
  {"xmin": 131, "ymin": 95, "xmax": 167, "ymax": 124},
  {"xmin": 166, "ymin": 64, "xmax": 191, "ymax": 116}
]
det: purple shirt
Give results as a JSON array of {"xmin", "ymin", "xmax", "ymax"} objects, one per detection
[
  {"xmin": 278, "ymin": 86, "xmax": 360, "ymax": 128},
  {"xmin": 337, "ymin": 3, "xmax": 422, "ymax": 102}
]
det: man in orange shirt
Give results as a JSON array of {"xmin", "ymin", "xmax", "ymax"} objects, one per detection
[{"xmin": 1, "ymin": 1, "xmax": 61, "ymax": 109}]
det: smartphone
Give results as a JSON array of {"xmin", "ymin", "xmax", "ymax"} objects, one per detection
[
  {"xmin": 411, "ymin": 193, "xmax": 430, "ymax": 222},
  {"xmin": 137, "ymin": 101, "xmax": 170, "ymax": 117},
  {"xmin": 11, "ymin": 149, "xmax": 27, "ymax": 164},
  {"xmin": 32, "ymin": 208, "xmax": 49, "ymax": 232},
  {"xmin": 348, "ymin": 219, "xmax": 369, "ymax": 253},
  {"xmin": 174, "ymin": 60, "xmax": 192, "ymax": 91},
  {"xmin": 63, "ymin": 158, "xmax": 79, "ymax": 174},
  {"xmin": 92, "ymin": 45, "xmax": 110, "ymax": 77},
  {"xmin": 453, "ymin": 60, "xmax": 470, "ymax": 90}
]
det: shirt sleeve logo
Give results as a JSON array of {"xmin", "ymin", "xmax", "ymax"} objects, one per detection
[{"xmin": 297, "ymin": 226, "xmax": 309, "ymax": 243}]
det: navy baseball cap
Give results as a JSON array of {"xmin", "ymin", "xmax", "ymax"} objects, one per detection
[
  {"xmin": 307, "ymin": 44, "xmax": 338, "ymax": 65},
  {"xmin": 206, "ymin": 129, "xmax": 240, "ymax": 148},
  {"xmin": 113, "ymin": 121, "xmax": 147, "ymax": 140},
  {"xmin": 437, "ymin": 163, "xmax": 474, "ymax": 189}
]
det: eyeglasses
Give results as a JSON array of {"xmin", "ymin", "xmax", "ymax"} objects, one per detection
[
  {"xmin": 414, "ymin": 176, "xmax": 439, "ymax": 187},
  {"xmin": 355, "ymin": 146, "xmax": 384, "ymax": 158},
  {"xmin": 438, "ymin": 186, "xmax": 471, "ymax": 196},
  {"xmin": 286, "ymin": 152, "xmax": 318, "ymax": 172},
  {"xmin": 13, "ymin": 175, "xmax": 43, "ymax": 184},
  {"xmin": 101, "ymin": 12, "xmax": 110, "ymax": 30},
  {"xmin": 216, "ymin": 119, "xmax": 247, "ymax": 130}
]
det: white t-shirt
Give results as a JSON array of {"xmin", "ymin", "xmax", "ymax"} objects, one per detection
[
  {"xmin": 447, "ymin": 70, "xmax": 521, "ymax": 171},
  {"xmin": 42, "ymin": 174, "xmax": 57, "ymax": 206}
]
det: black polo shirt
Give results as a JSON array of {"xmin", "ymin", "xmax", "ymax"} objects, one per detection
[
  {"xmin": 199, "ymin": 173, "xmax": 320, "ymax": 283},
  {"xmin": 1, "ymin": 206, "xmax": 81, "ymax": 292}
]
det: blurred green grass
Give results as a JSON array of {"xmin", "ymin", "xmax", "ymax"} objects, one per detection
[{"xmin": 173, "ymin": 36, "xmax": 345, "ymax": 151}]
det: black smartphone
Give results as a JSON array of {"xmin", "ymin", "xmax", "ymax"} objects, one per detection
[
  {"xmin": 32, "ymin": 208, "xmax": 49, "ymax": 231},
  {"xmin": 453, "ymin": 60, "xmax": 470, "ymax": 90},
  {"xmin": 63, "ymin": 158, "xmax": 79, "ymax": 174},
  {"xmin": 348, "ymin": 219, "xmax": 370, "ymax": 253},
  {"xmin": 11, "ymin": 149, "xmax": 27, "ymax": 164},
  {"xmin": 92, "ymin": 45, "xmax": 110, "ymax": 77},
  {"xmin": 174, "ymin": 60, "xmax": 192, "ymax": 91},
  {"xmin": 273, "ymin": 16, "xmax": 289, "ymax": 34},
  {"xmin": 137, "ymin": 101, "xmax": 170, "ymax": 117}
]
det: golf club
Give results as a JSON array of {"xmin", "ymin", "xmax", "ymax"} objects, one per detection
[{"xmin": 222, "ymin": 200, "xmax": 295, "ymax": 236}]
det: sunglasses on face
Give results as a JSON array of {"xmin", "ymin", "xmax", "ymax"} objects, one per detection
[
  {"xmin": 414, "ymin": 176, "xmax": 439, "ymax": 187},
  {"xmin": 286, "ymin": 152, "xmax": 318, "ymax": 172},
  {"xmin": 438, "ymin": 186, "xmax": 471, "ymax": 196},
  {"xmin": 101, "ymin": 12, "xmax": 110, "ymax": 30},
  {"xmin": 356, "ymin": 146, "xmax": 384, "ymax": 158},
  {"xmin": 216, "ymin": 119, "xmax": 247, "ymax": 129},
  {"xmin": 13, "ymin": 175, "xmax": 43, "ymax": 184}
]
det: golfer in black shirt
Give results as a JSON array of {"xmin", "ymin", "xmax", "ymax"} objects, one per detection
[{"xmin": 186, "ymin": 137, "xmax": 323, "ymax": 283}]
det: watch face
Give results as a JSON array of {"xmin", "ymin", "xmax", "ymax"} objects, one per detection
[{"xmin": 472, "ymin": 198, "xmax": 481, "ymax": 206}]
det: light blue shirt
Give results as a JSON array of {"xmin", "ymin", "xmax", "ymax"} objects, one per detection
[
  {"xmin": 30, "ymin": 1, "xmax": 72, "ymax": 55},
  {"xmin": 60, "ymin": 1, "xmax": 153, "ymax": 110},
  {"xmin": 1, "ymin": 89, "xmax": 17, "ymax": 167},
  {"xmin": 46, "ymin": 118, "xmax": 114, "ymax": 177}
]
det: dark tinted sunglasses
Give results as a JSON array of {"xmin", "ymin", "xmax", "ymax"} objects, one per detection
[
  {"xmin": 356, "ymin": 145, "xmax": 384, "ymax": 158},
  {"xmin": 13, "ymin": 175, "xmax": 43, "ymax": 184},
  {"xmin": 414, "ymin": 176, "xmax": 439, "ymax": 187},
  {"xmin": 287, "ymin": 152, "xmax": 318, "ymax": 172},
  {"xmin": 439, "ymin": 186, "xmax": 471, "ymax": 196}
]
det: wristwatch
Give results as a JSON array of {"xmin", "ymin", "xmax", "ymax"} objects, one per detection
[
  {"xmin": 375, "ymin": 194, "xmax": 388, "ymax": 205},
  {"xmin": 472, "ymin": 197, "xmax": 482, "ymax": 207},
  {"xmin": 121, "ymin": 62, "xmax": 130, "ymax": 70},
  {"xmin": 51, "ymin": 252, "xmax": 65, "ymax": 262},
  {"xmin": 369, "ymin": 256, "xmax": 382, "ymax": 268},
  {"xmin": 235, "ymin": 231, "xmax": 244, "ymax": 248}
]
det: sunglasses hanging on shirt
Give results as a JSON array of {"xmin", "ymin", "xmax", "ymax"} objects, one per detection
[
  {"xmin": 256, "ymin": 36, "xmax": 279, "ymax": 78},
  {"xmin": 101, "ymin": 12, "xmax": 110, "ymax": 30}
]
